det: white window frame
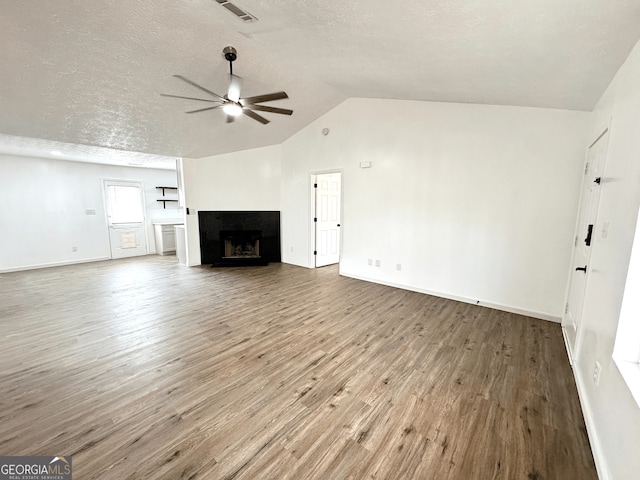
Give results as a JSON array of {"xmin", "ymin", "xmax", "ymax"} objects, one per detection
[{"xmin": 613, "ymin": 207, "xmax": 640, "ymax": 408}]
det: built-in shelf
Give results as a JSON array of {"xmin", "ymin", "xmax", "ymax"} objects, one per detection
[
  {"xmin": 156, "ymin": 186, "xmax": 178, "ymax": 195},
  {"xmin": 156, "ymin": 186, "xmax": 178, "ymax": 209},
  {"xmin": 157, "ymin": 199, "xmax": 179, "ymax": 208}
]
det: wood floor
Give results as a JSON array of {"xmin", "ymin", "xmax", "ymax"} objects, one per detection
[{"xmin": 0, "ymin": 256, "xmax": 596, "ymax": 479}]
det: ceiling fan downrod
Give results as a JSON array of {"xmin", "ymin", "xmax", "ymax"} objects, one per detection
[{"xmin": 223, "ymin": 46, "xmax": 237, "ymax": 75}]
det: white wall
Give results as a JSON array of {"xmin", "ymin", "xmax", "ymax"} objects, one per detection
[
  {"xmin": 0, "ymin": 154, "xmax": 180, "ymax": 272},
  {"xmin": 570, "ymin": 37, "xmax": 640, "ymax": 480},
  {"xmin": 181, "ymin": 145, "xmax": 281, "ymax": 265},
  {"xmin": 281, "ymin": 99, "xmax": 589, "ymax": 321}
]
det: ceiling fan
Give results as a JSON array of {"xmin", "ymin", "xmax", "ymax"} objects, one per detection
[{"xmin": 160, "ymin": 46, "xmax": 293, "ymax": 124}]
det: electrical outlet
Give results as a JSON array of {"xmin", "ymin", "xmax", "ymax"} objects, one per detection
[
  {"xmin": 368, "ymin": 258, "xmax": 373, "ymax": 266},
  {"xmin": 593, "ymin": 361, "xmax": 601, "ymax": 386},
  {"xmin": 72, "ymin": 246, "xmax": 78, "ymax": 252},
  {"xmin": 375, "ymin": 259, "xmax": 381, "ymax": 267},
  {"xmin": 396, "ymin": 263, "xmax": 402, "ymax": 271}
]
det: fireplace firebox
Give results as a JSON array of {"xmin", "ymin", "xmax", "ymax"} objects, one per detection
[{"xmin": 221, "ymin": 230, "xmax": 261, "ymax": 259}]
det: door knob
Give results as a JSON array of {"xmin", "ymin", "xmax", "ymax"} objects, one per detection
[{"xmin": 575, "ymin": 266, "xmax": 587, "ymax": 272}]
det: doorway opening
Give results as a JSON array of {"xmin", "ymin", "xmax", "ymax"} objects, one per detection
[
  {"xmin": 313, "ymin": 172, "xmax": 342, "ymax": 267},
  {"xmin": 103, "ymin": 180, "xmax": 148, "ymax": 259}
]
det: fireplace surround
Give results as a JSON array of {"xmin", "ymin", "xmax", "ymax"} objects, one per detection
[{"xmin": 198, "ymin": 211, "xmax": 281, "ymax": 267}]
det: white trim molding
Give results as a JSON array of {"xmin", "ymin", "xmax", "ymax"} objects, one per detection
[{"xmin": 339, "ymin": 270, "xmax": 561, "ymax": 323}]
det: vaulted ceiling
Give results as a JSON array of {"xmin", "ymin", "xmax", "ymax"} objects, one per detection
[{"xmin": 2, "ymin": 0, "xmax": 640, "ymax": 166}]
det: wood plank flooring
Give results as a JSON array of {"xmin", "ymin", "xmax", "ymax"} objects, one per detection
[{"xmin": 0, "ymin": 256, "xmax": 596, "ymax": 479}]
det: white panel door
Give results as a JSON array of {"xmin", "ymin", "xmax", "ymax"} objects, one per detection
[
  {"xmin": 562, "ymin": 130, "xmax": 608, "ymax": 361},
  {"xmin": 315, "ymin": 173, "xmax": 341, "ymax": 267},
  {"xmin": 104, "ymin": 180, "xmax": 148, "ymax": 259}
]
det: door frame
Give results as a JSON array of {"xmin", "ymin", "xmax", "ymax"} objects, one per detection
[
  {"xmin": 561, "ymin": 126, "xmax": 610, "ymax": 363},
  {"xmin": 102, "ymin": 178, "xmax": 149, "ymax": 259},
  {"xmin": 309, "ymin": 169, "xmax": 343, "ymax": 268}
]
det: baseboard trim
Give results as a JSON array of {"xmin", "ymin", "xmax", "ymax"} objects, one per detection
[
  {"xmin": 0, "ymin": 256, "xmax": 110, "ymax": 273},
  {"xmin": 573, "ymin": 366, "xmax": 610, "ymax": 480},
  {"xmin": 561, "ymin": 327, "xmax": 575, "ymax": 366},
  {"xmin": 338, "ymin": 270, "xmax": 561, "ymax": 323}
]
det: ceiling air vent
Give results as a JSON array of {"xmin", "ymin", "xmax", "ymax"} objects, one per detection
[{"xmin": 214, "ymin": 0, "xmax": 258, "ymax": 22}]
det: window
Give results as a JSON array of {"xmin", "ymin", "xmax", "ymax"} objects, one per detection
[
  {"xmin": 613, "ymin": 208, "xmax": 640, "ymax": 408},
  {"xmin": 106, "ymin": 183, "xmax": 145, "ymax": 224}
]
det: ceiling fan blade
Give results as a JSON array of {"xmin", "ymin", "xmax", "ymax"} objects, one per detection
[
  {"xmin": 173, "ymin": 75, "xmax": 226, "ymax": 101},
  {"xmin": 160, "ymin": 93, "xmax": 221, "ymax": 103},
  {"xmin": 227, "ymin": 74, "xmax": 242, "ymax": 103},
  {"xmin": 244, "ymin": 104, "xmax": 293, "ymax": 116},
  {"xmin": 243, "ymin": 109, "xmax": 270, "ymax": 124},
  {"xmin": 185, "ymin": 105, "xmax": 223, "ymax": 114},
  {"xmin": 241, "ymin": 91, "xmax": 288, "ymax": 104}
]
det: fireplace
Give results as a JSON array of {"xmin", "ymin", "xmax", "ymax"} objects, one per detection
[
  {"xmin": 221, "ymin": 230, "xmax": 261, "ymax": 259},
  {"xmin": 198, "ymin": 211, "xmax": 280, "ymax": 267}
]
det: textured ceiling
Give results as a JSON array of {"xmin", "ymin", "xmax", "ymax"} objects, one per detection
[
  {"xmin": 0, "ymin": 133, "xmax": 178, "ymax": 170},
  {"xmin": 1, "ymin": 0, "xmax": 640, "ymax": 166}
]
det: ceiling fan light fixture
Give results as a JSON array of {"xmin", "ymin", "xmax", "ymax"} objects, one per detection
[
  {"xmin": 223, "ymin": 102, "xmax": 243, "ymax": 116},
  {"xmin": 161, "ymin": 46, "xmax": 291, "ymax": 125}
]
